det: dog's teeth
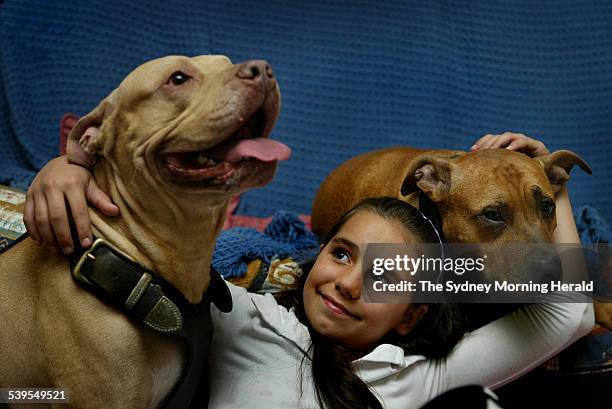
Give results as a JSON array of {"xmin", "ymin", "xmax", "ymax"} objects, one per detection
[
  {"xmin": 194, "ymin": 154, "xmax": 221, "ymax": 167},
  {"xmin": 196, "ymin": 153, "xmax": 213, "ymax": 166}
]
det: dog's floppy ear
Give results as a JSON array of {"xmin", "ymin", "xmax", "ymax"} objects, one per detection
[
  {"xmin": 400, "ymin": 156, "xmax": 453, "ymax": 203},
  {"xmin": 66, "ymin": 90, "xmax": 116, "ymax": 168},
  {"xmin": 535, "ymin": 150, "xmax": 592, "ymax": 192}
]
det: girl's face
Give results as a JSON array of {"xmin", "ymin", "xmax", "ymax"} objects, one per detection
[{"xmin": 303, "ymin": 211, "xmax": 427, "ymax": 355}]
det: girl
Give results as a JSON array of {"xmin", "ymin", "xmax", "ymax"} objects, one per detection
[{"xmin": 23, "ymin": 134, "xmax": 594, "ymax": 409}]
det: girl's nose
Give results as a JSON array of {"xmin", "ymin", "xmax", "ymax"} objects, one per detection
[{"xmin": 334, "ymin": 268, "xmax": 362, "ymax": 300}]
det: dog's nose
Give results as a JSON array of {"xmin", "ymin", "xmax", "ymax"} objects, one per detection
[{"xmin": 236, "ymin": 60, "xmax": 274, "ymax": 85}]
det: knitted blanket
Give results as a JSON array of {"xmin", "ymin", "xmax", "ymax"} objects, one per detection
[{"xmin": 212, "ymin": 211, "xmax": 319, "ymax": 279}]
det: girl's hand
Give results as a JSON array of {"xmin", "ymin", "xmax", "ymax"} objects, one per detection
[
  {"xmin": 471, "ymin": 132, "xmax": 550, "ymax": 158},
  {"xmin": 24, "ymin": 156, "xmax": 119, "ymax": 254}
]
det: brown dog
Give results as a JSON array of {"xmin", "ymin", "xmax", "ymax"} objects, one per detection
[
  {"xmin": 313, "ymin": 143, "xmax": 589, "ymax": 243},
  {"xmin": 0, "ymin": 55, "xmax": 290, "ymax": 408},
  {"xmin": 312, "ymin": 141, "xmax": 612, "ymax": 327},
  {"xmin": 312, "ymin": 144, "xmax": 592, "ymax": 287}
]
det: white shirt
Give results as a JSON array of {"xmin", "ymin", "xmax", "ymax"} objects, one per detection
[{"xmin": 208, "ymin": 282, "xmax": 594, "ymax": 409}]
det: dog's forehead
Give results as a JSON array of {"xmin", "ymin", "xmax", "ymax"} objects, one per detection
[
  {"xmin": 125, "ymin": 55, "xmax": 232, "ymax": 80},
  {"xmin": 145, "ymin": 54, "xmax": 230, "ymax": 71},
  {"xmin": 459, "ymin": 149, "xmax": 543, "ymax": 175},
  {"xmin": 115, "ymin": 55, "xmax": 234, "ymax": 98},
  {"xmin": 191, "ymin": 54, "xmax": 233, "ymax": 71},
  {"xmin": 454, "ymin": 150, "xmax": 554, "ymax": 198}
]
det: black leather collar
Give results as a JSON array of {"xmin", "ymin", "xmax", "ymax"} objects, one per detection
[
  {"xmin": 69, "ymin": 237, "xmax": 231, "ymax": 330},
  {"xmin": 68, "ymin": 236, "xmax": 232, "ymax": 408}
]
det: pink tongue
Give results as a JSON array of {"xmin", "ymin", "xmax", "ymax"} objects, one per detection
[{"xmin": 207, "ymin": 137, "xmax": 291, "ymax": 163}]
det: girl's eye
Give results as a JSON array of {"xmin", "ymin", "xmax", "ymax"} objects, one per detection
[{"xmin": 331, "ymin": 248, "xmax": 350, "ymax": 263}]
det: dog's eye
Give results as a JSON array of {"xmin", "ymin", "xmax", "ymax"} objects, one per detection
[
  {"xmin": 483, "ymin": 209, "xmax": 504, "ymax": 223},
  {"xmin": 540, "ymin": 200, "xmax": 555, "ymax": 218},
  {"xmin": 168, "ymin": 71, "xmax": 191, "ymax": 86}
]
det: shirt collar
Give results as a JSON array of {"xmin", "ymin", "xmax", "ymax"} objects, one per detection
[{"xmin": 355, "ymin": 345, "xmax": 427, "ymax": 382}]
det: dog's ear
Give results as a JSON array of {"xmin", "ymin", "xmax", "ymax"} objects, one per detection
[
  {"xmin": 400, "ymin": 156, "xmax": 452, "ymax": 203},
  {"xmin": 535, "ymin": 150, "xmax": 592, "ymax": 192},
  {"xmin": 67, "ymin": 91, "xmax": 116, "ymax": 168}
]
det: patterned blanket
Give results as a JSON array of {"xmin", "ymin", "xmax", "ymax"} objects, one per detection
[{"xmin": 0, "ymin": 185, "xmax": 26, "ymax": 249}]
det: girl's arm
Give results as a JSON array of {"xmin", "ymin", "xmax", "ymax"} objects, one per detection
[
  {"xmin": 23, "ymin": 155, "xmax": 119, "ymax": 254},
  {"xmin": 552, "ymin": 185, "xmax": 580, "ymax": 243},
  {"xmin": 426, "ymin": 295, "xmax": 593, "ymax": 393}
]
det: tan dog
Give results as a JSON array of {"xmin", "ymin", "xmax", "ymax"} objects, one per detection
[{"xmin": 0, "ymin": 55, "xmax": 290, "ymax": 408}]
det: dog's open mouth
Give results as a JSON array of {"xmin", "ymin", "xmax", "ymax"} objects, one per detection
[{"xmin": 158, "ymin": 107, "xmax": 290, "ymax": 188}]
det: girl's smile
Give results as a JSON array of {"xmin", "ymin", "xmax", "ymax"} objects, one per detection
[{"xmin": 319, "ymin": 292, "xmax": 360, "ymax": 319}]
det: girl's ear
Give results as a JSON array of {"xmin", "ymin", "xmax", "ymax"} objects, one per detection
[{"xmin": 395, "ymin": 304, "xmax": 428, "ymax": 336}]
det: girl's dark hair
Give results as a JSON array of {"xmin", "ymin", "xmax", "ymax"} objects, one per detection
[{"xmin": 276, "ymin": 197, "xmax": 466, "ymax": 409}]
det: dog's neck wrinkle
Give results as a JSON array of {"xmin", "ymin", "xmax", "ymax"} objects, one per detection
[{"xmin": 90, "ymin": 165, "xmax": 227, "ymax": 304}]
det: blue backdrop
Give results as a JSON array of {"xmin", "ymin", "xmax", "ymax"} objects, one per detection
[{"xmin": 1, "ymin": 0, "xmax": 610, "ymax": 222}]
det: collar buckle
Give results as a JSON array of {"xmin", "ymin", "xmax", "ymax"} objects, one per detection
[{"xmin": 72, "ymin": 237, "xmax": 136, "ymax": 285}]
